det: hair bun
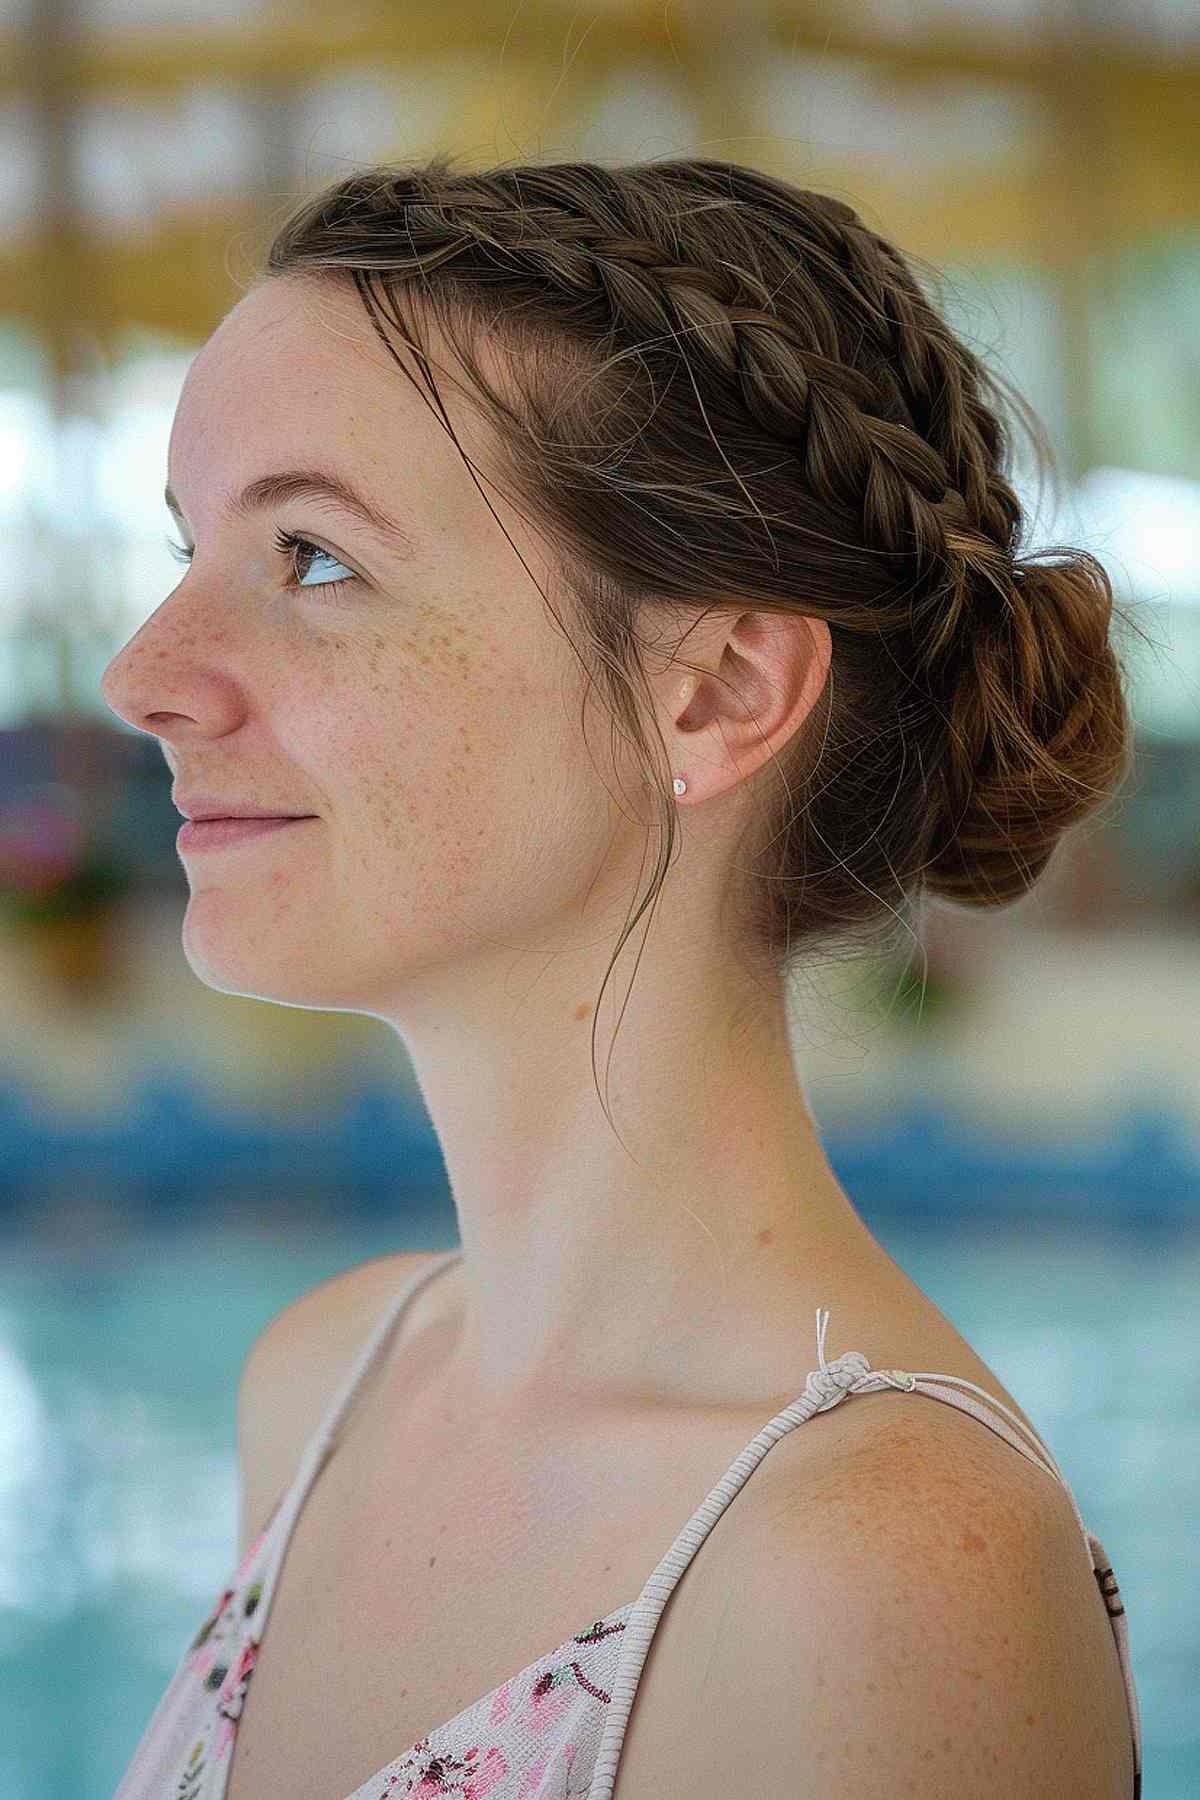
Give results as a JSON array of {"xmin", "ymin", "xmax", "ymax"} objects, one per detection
[{"xmin": 922, "ymin": 549, "xmax": 1136, "ymax": 909}]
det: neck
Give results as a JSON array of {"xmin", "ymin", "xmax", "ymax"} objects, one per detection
[{"xmin": 384, "ymin": 953, "xmax": 883, "ymax": 1424}]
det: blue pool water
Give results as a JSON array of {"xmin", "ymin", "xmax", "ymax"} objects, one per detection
[{"xmin": 1, "ymin": 1204, "xmax": 1196, "ymax": 1799}]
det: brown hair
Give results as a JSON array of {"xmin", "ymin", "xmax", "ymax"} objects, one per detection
[{"xmin": 260, "ymin": 152, "xmax": 1143, "ymax": 1099}]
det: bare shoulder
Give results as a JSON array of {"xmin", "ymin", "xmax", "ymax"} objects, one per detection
[
  {"xmin": 611, "ymin": 1394, "xmax": 1135, "ymax": 1799},
  {"xmin": 235, "ymin": 1248, "xmax": 437, "ymax": 1558},
  {"xmin": 239, "ymin": 1247, "xmax": 436, "ymax": 1391}
]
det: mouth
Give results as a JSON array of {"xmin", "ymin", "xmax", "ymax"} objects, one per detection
[{"xmin": 176, "ymin": 816, "xmax": 314, "ymax": 852}]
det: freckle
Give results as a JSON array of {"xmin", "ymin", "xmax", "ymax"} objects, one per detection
[
  {"xmin": 865, "ymin": 1680, "xmax": 877, "ymax": 1693},
  {"xmin": 941, "ymin": 1737, "xmax": 952, "ymax": 1752},
  {"xmin": 757, "ymin": 1227, "xmax": 774, "ymax": 1247},
  {"xmin": 1025, "ymin": 1712, "xmax": 1035, "ymax": 1728},
  {"xmin": 961, "ymin": 1526, "xmax": 987, "ymax": 1554}
]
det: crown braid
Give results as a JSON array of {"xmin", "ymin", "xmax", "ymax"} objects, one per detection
[{"xmin": 273, "ymin": 157, "xmax": 1021, "ymax": 662}]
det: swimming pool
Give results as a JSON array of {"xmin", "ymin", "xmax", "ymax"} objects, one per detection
[{"xmin": 2, "ymin": 1203, "xmax": 1195, "ymax": 1799}]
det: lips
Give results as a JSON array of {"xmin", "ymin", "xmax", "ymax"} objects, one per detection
[
  {"xmin": 176, "ymin": 816, "xmax": 313, "ymax": 852},
  {"xmin": 173, "ymin": 793, "xmax": 314, "ymax": 821}
]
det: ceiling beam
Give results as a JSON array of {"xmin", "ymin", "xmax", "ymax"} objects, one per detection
[{"xmin": 1, "ymin": 4, "xmax": 1196, "ymax": 101}]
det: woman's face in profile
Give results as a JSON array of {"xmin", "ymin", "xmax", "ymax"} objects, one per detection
[{"xmin": 99, "ymin": 275, "xmax": 631, "ymax": 1019}]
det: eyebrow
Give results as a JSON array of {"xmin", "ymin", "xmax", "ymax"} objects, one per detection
[{"xmin": 163, "ymin": 467, "xmax": 418, "ymax": 559}]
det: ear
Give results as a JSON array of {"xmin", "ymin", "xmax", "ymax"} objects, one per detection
[{"xmin": 652, "ymin": 607, "xmax": 832, "ymax": 805}]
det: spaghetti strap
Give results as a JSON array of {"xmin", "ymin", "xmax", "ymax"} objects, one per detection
[
  {"xmin": 250, "ymin": 1249, "xmax": 463, "ymax": 1636},
  {"xmin": 585, "ymin": 1306, "xmax": 1143, "ymax": 1800}
]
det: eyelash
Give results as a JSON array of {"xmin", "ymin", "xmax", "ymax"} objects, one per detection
[{"xmin": 163, "ymin": 527, "xmax": 356, "ymax": 596}]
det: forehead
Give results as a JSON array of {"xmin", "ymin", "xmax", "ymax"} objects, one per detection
[
  {"xmin": 171, "ymin": 278, "xmax": 406, "ymax": 454},
  {"xmin": 166, "ymin": 276, "xmax": 515, "ymax": 556},
  {"xmin": 164, "ymin": 276, "xmax": 563, "ymax": 607}
]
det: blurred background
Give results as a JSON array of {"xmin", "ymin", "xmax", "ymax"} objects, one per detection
[{"xmin": 1, "ymin": 0, "xmax": 1198, "ymax": 1795}]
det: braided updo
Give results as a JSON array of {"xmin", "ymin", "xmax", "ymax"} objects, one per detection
[{"xmin": 262, "ymin": 152, "xmax": 1139, "ymax": 1007}]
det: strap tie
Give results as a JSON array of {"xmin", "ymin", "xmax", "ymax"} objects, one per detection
[
  {"xmin": 803, "ymin": 1350, "xmax": 871, "ymax": 1412},
  {"xmin": 803, "ymin": 1307, "xmax": 921, "ymax": 1413}
]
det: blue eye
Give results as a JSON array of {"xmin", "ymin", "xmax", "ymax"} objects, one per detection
[{"xmin": 163, "ymin": 528, "xmax": 356, "ymax": 595}]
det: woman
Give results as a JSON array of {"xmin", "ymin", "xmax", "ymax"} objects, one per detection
[{"xmin": 104, "ymin": 153, "xmax": 1142, "ymax": 1799}]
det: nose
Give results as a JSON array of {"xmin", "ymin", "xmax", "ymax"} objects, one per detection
[
  {"xmin": 99, "ymin": 638, "xmax": 137, "ymax": 729},
  {"xmin": 98, "ymin": 586, "xmax": 203, "ymax": 739}
]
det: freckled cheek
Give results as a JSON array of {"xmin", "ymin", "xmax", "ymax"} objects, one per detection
[
  {"xmin": 309, "ymin": 701, "xmax": 471, "ymax": 851},
  {"xmin": 312, "ymin": 623, "xmax": 535, "ymax": 850},
  {"xmin": 401, "ymin": 620, "xmax": 521, "ymax": 803}
]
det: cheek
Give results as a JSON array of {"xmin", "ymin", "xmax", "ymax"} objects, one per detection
[
  {"xmin": 327, "ymin": 612, "xmax": 531, "ymax": 835},
  {"xmin": 326, "ymin": 717, "xmax": 582, "ymax": 927},
  {"xmin": 305, "ymin": 641, "xmax": 487, "ymax": 894},
  {"xmin": 309, "ymin": 618, "xmax": 617, "ymax": 939}
]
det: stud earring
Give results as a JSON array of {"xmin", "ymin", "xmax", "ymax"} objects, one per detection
[{"xmin": 672, "ymin": 777, "xmax": 687, "ymax": 796}]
